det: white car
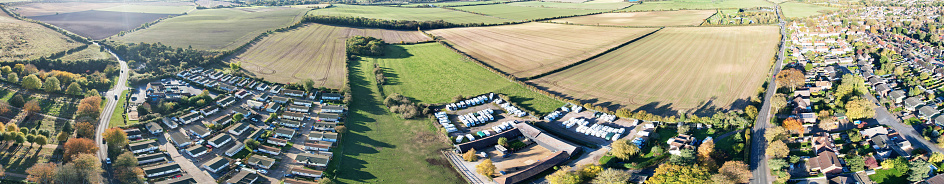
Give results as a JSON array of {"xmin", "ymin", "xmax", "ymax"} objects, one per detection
[{"xmin": 258, "ymin": 169, "xmax": 268, "ymax": 174}]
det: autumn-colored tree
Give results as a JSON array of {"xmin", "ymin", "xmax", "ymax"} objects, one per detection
[
  {"xmin": 766, "ymin": 140, "xmax": 789, "ymax": 158},
  {"xmin": 57, "ymin": 132, "xmax": 69, "ymax": 143},
  {"xmin": 931, "ymin": 152, "xmax": 944, "ymax": 164},
  {"xmin": 579, "ymin": 164, "xmax": 603, "ymax": 179},
  {"xmin": 115, "ymin": 151, "xmax": 144, "ymax": 184},
  {"xmin": 498, "ymin": 137, "xmax": 508, "ymax": 147},
  {"xmin": 765, "ymin": 126, "xmax": 789, "ymax": 143},
  {"xmin": 782, "ymin": 117, "xmax": 805, "ymax": 136},
  {"xmin": 23, "ymin": 100, "xmax": 40, "ymax": 117},
  {"xmin": 712, "ymin": 161, "xmax": 751, "ymax": 184},
  {"xmin": 646, "ymin": 164, "xmax": 712, "ymax": 184},
  {"xmin": 57, "ymin": 153, "xmax": 102, "ymax": 183},
  {"xmin": 547, "ymin": 166, "xmax": 582, "ymax": 184},
  {"xmin": 846, "ymin": 96, "xmax": 875, "ymax": 120},
  {"xmin": 776, "ymin": 69, "xmax": 805, "ymax": 91},
  {"xmin": 75, "ymin": 122, "xmax": 94, "ymax": 138},
  {"xmin": 63, "ymin": 138, "xmax": 99, "ymax": 162},
  {"xmin": 21, "ymin": 74, "xmax": 42, "ymax": 90},
  {"xmin": 42, "ymin": 76, "xmax": 60, "ymax": 93},
  {"xmin": 77, "ymin": 96, "xmax": 102, "ymax": 119},
  {"xmin": 103, "ymin": 128, "xmax": 129, "ymax": 157},
  {"xmin": 745, "ymin": 105, "xmax": 758, "ymax": 120},
  {"xmin": 591, "ymin": 169, "xmax": 632, "ymax": 184},
  {"xmin": 770, "ymin": 94, "xmax": 787, "ymax": 113},
  {"xmin": 610, "ymin": 139, "xmax": 639, "ymax": 160},
  {"xmin": 463, "ymin": 148, "xmax": 478, "ymax": 162},
  {"xmin": 26, "ymin": 163, "xmax": 57, "ymax": 184},
  {"xmin": 6, "ymin": 123, "xmax": 17, "ymax": 133},
  {"xmin": 0, "ymin": 102, "xmax": 9, "ymax": 115},
  {"xmin": 698, "ymin": 139, "xmax": 717, "ymax": 169},
  {"xmin": 476, "ymin": 159, "xmax": 496, "ymax": 178}
]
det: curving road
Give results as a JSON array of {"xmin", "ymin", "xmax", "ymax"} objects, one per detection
[
  {"xmin": 749, "ymin": 4, "xmax": 787, "ymax": 184},
  {"xmin": 95, "ymin": 42, "xmax": 130, "ymax": 182}
]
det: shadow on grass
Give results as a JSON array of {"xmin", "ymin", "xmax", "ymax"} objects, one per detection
[{"xmin": 331, "ymin": 58, "xmax": 397, "ymax": 182}]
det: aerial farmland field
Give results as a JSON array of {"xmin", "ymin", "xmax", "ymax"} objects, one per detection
[
  {"xmin": 780, "ymin": 2, "xmax": 838, "ymax": 18},
  {"xmin": 11, "ymin": 1, "xmax": 193, "ymax": 16},
  {"xmin": 0, "ymin": 9, "xmax": 83, "ymax": 61},
  {"xmin": 233, "ymin": 23, "xmax": 429, "ymax": 89},
  {"xmin": 307, "ymin": 4, "xmax": 509, "ymax": 24},
  {"xmin": 623, "ymin": 0, "xmax": 773, "ymax": 11},
  {"xmin": 428, "ymin": 22, "xmax": 656, "ymax": 78},
  {"xmin": 29, "ymin": 10, "xmax": 177, "ymax": 40},
  {"xmin": 58, "ymin": 44, "xmax": 114, "ymax": 61},
  {"xmin": 506, "ymin": 1, "xmax": 633, "ymax": 10},
  {"xmin": 451, "ymin": 4, "xmax": 605, "ymax": 21},
  {"xmin": 396, "ymin": 0, "xmax": 508, "ymax": 7},
  {"xmin": 551, "ymin": 10, "xmax": 714, "ymax": 27},
  {"xmin": 374, "ymin": 43, "xmax": 565, "ymax": 113},
  {"xmin": 113, "ymin": 6, "xmax": 308, "ymax": 50},
  {"xmin": 531, "ymin": 26, "xmax": 779, "ymax": 115}
]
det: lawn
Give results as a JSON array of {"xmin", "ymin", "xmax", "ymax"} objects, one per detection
[
  {"xmin": 506, "ymin": 1, "xmax": 633, "ymax": 10},
  {"xmin": 307, "ymin": 4, "xmax": 508, "ymax": 24},
  {"xmin": 58, "ymin": 43, "xmax": 115, "ymax": 61},
  {"xmin": 869, "ymin": 168, "xmax": 907, "ymax": 184},
  {"xmin": 0, "ymin": 9, "xmax": 84, "ymax": 61},
  {"xmin": 550, "ymin": 10, "xmax": 715, "ymax": 27},
  {"xmin": 428, "ymin": 22, "xmax": 656, "ymax": 78},
  {"xmin": 232, "ymin": 23, "xmax": 429, "ymax": 88},
  {"xmin": 451, "ymin": 4, "xmax": 606, "ymax": 21},
  {"xmin": 623, "ymin": 0, "xmax": 773, "ymax": 11},
  {"xmin": 113, "ymin": 6, "xmax": 308, "ymax": 50},
  {"xmin": 36, "ymin": 96, "xmax": 79, "ymax": 119},
  {"xmin": 780, "ymin": 2, "xmax": 838, "ymax": 18},
  {"xmin": 325, "ymin": 56, "xmax": 462, "ymax": 183},
  {"xmin": 372, "ymin": 43, "xmax": 565, "ymax": 114},
  {"xmin": 531, "ymin": 26, "xmax": 780, "ymax": 115},
  {"xmin": 0, "ymin": 145, "xmax": 58, "ymax": 175},
  {"xmin": 108, "ymin": 90, "xmax": 137, "ymax": 128}
]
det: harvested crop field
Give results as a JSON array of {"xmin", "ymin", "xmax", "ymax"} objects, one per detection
[
  {"xmin": 428, "ymin": 22, "xmax": 656, "ymax": 78},
  {"xmin": 28, "ymin": 10, "xmax": 175, "ymax": 40},
  {"xmin": 551, "ymin": 10, "xmax": 714, "ymax": 27},
  {"xmin": 11, "ymin": 1, "xmax": 193, "ymax": 16},
  {"xmin": 374, "ymin": 43, "xmax": 564, "ymax": 113},
  {"xmin": 507, "ymin": 1, "xmax": 633, "ymax": 10},
  {"xmin": 195, "ymin": 0, "xmax": 239, "ymax": 8},
  {"xmin": 781, "ymin": 2, "xmax": 837, "ymax": 18},
  {"xmin": 0, "ymin": 9, "xmax": 83, "ymax": 61},
  {"xmin": 233, "ymin": 23, "xmax": 430, "ymax": 88},
  {"xmin": 113, "ymin": 7, "xmax": 307, "ymax": 50},
  {"xmin": 307, "ymin": 4, "xmax": 508, "ymax": 24},
  {"xmin": 532, "ymin": 26, "xmax": 779, "ymax": 115},
  {"xmin": 623, "ymin": 0, "xmax": 772, "ymax": 11},
  {"xmin": 451, "ymin": 4, "xmax": 605, "ymax": 21}
]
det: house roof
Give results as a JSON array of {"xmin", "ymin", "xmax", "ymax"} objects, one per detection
[
  {"xmin": 904, "ymin": 97, "xmax": 924, "ymax": 108},
  {"xmin": 875, "ymin": 84, "xmax": 890, "ymax": 92},
  {"xmin": 322, "ymin": 93, "xmax": 342, "ymax": 98},
  {"xmin": 281, "ymin": 120, "xmax": 302, "ymax": 126},
  {"xmin": 213, "ymin": 115, "xmax": 232, "ymax": 124},
  {"xmin": 186, "ymin": 146, "xmax": 207, "ymax": 155},
  {"xmin": 201, "ymin": 106, "xmax": 218, "ymax": 113},
  {"xmin": 247, "ymin": 155, "xmax": 275, "ymax": 167},
  {"xmin": 210, "ymin": 134, "xmax": 233, "ymax": 146},
  {"xmin": 276, "ymin": 127, "xmax": 295, "ymax": 136},
  {"xmin": 317, "ymin": 113, "xmax": 340, "ymax": 120},
  {"xmin": 288, "ymin": 104, "xmax": 309, "ymax": 110},
  {"xmin": 890, "ymin": 90, "xmax": 906, "ymax": 99},
  {"xmin": 295, "ymin": 153, "xmax": 330, "ymax": 165},
  {"xmin": 169, "ymin": 131, "xmax": 192, "ymax": 145},
  {"xmin": 920, "ymin": 105, "xmax": 939, "ymax": 116},
  {"xmin": 124, "ymin": 128, "xmax": 142, "ymax": 136},
  {"xmin": 225, "ymin": 142, "xmax": 245, "ymax": 156},
  {"xmin": 282, "ymin": 112, "xmax": 306, "ymax": 118},
  {"xmin": 143, "ymin": 163, "xmax": 180, "ymax": 175},
  {"xmin": 513, "ymin": 123, "xmax": 578, "ymax": 154},
  {"xmin": 873, "ymin": 134, "xmax": 891, "ymax": 149},
  {"xmin": 231, "ymin": 123, "xmax": 250, "ymax": 133},
  {"xmin": 283, "ymin": 178, "xmax": 318, "ymax": 184},
  {"xmin": 154, "ymin": 175, "xmax": 196, "ymax": 184},
  {"xmin": 135, "ymin": 153, "xmax": 167, "ymax": 162},
  {"xmin": 129, "ymin": 140, "xmax": 159, "ymax": 151},
  {"xmin": 272, "ymin": 96, "xmax": 290, "ymax": 102},
  {"xmin": 291, "ymin": 167, "xmax": 323, "ymax": 176},
  {"xmin": 146, "ymin": 122, "xmax": 162, "ymax": 131},
  {"xmin": 226, "ymin": 169, "xmax": 259, "ymax": 184},
  {"xmin": 204, "ymin": 156, "xmax": 229, "ymax": 170},
  {"xmin": 309, "ymin": 131, "xmax": 338, "ymax": 140},
  {"xmin": 187, "ymin": 124, "xmax": 211, "ymax": 136},
  {"xmin": 218, "ymin": 96, "xmax": 235, "ymax": 105},
  {"xmin": 182, "ymin": 112, "xmax": 201, "ymax": 120},
  {"xmin": 305, "ymin": 141, "xmax": 332, "ymax": 149},
  {"xmin": 927, "ymin": 173, "xmax": 944, "ymax": 184},
  {"xmin": 282, "ymin": 89, "xmax": 305, "ymax": 95},
  {"xmin": 259, "ymin": 145, "xmax": 280, "ymax": 153},
  {"xmin": 314, "ymin": 122, "xmax": 337, "ymax": 129},
  {"xmin": 322, "ymin": 104, "xmax": 343, "ymax": 111},
  {"xmin": 268, "ymin": 137, "xmax": 287, "ymax": 144},
  {"xmin": 809, "ymin": 151, "xmax": 841, "ymax": 170}
]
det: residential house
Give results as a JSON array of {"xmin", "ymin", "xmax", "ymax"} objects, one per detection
[
  {"xmin": 272, "ymin": 96, "xmax": 290, "ymax": 104},
  {"xmin": 217, "ymin": 96, "xmax": 236, "ymax": 107},
  {"xmin": 145, "ymin": 122, "xmax": 163, "ymax": 135},
  {"xmin": 304, "ymin": 141, "xmax": 332, "ymax": 151},
  {"xmin": 919, "ymin": 105, "xmax": 939, "ymax": 120},
  {"xmin": 808, "ymin": 151, "xmax": 843, "ymax": 175},
  {"xmin": 266, "ymin": 102, "xmax": 281, "ymax": 113},
  {"xmin": 135, "ymin": 153, "xmax": 167, "ymax": 165},
  {"xmin": 872, "ymin": 134, "xmax": 912, "ymax": 159},
  {"xmin": 293, "ymin": 99, "xmax": 313, "ymax": 107},
  {"xmin": 208, "ymin": 134, "xmax": 233, "ymax": 148},
  {"xmin": 295, "ymin": 153, "xmax": 331, "ymax": 168},
  {"xmin": 288, "ymin": 105, "xmax": 309, "ymax": 113},
  {"xmin": 219, "ymin": 83, "xmax": 236, "ymax": 92},
  {"xmin": 281, "ymin": 112, "xmax": 306, "ymax": 121},
  {"xmin": 308, "ymin": 131, "xmax": 338, "ymax": 142},
  {"xmin": 313, "ymin": 122, "xmax": 337, "ymax": 132},
  {"xmin": 904, "ymin": 97, "xmax": 924, "ymax": 111},
  {"xmin": 666, "ymin": 134, "xmax": 695, "ymax": 155},
  {"xmin": 927, "ymin": 173, "xmax": 944, "ymax": 184},
  {"xmin": 247, "ymin": 155, "xmax": 275, "ymax": 169},
  {"xmin": 269, "ymin": 85, "xmax": 282, "ymax": 93},
  {"xmin": 322, "ymin": 93, "xmax": 342, "ymax": 101},
  {"xmin": 316, "ymin": 113, "xmax": 340, "ymax": 122},
  {"xmin": 201, "ymin": 106, "xmax": 219, "ymax": 116},
  {"xmin": 162, "ymin": 117, "xmax": 178, "ymax": 129},
  {"xmin": 247, "ymin": 100, "xmax": 265, "ymax": 109},
  {"xmin": 225, "ymin": 142, "xmax": 245, "ymax": 157},
  {"xmin": 275, "ymin": 127, "xmax": 296, "ymax": 140},
  {"xmin": 211, "ymin": 115, "xmax": 233, "ymax": 126},
  {"xmin": 186, "ymin": 124, "xmax": 211, "ymax": 138},
  {"xmin": 282, "ymin": 89, "xmax": 306, "ymax": 97},
  {"xmin": 280, "ymin": 120, "xmax": 303, "ymax": 128},
  {"xmin": 935, "ymin": 114, "xmax": 944, "ymax": 126},
  {"xmin": 800, "ymin": 112, "xmax": 817, "ymax": 123},
  {"xmin": 813, "ymin": 132, "xmax": 837, "ymax": 153},
  {"xmin": 860, "ymin": 127, "xmax": 888, "ymax": 138},
  {"xmin": 229, "ymin": 123, "xmax": 251, "ymax": 135},
  {"xmin": 874, "ymin": 84, "xmax": 891, "ymax": 97},
  {"xmin": 284, "ymin": 178, "xmax": 318, "ymax": 184},
  {"xmin": 169, "ymin": 131, "xmax": 193, "ymax": 148},
  {"xmin": 129, "ymin": 140, "xmax": 160, "ymax": 154},
  {"xmin": 321, "ymin": 104, "xmax": 344, "ymax": 113},
  {"xmin": 226, "ymin": 169, "xmax": 259, "ymax": 184},
  {"xmin": 143, "ymin": 163, "xmax": 181, "ymax": 178},
  {"xmin": 235, "ymin": 90, "xmax": 250, "ymax": 99},
  {"xmin": 125, "ymin": 129, "xmax": 143, "ymax": 140},
  {"xmin": 203, "ymin": 156, "xmax": 230, "ymax": 173},
  {"xmin": 186, "ymin": 146, "xmax": 208, "ymax": 157},
  {"xmin": 257, "ymin": 145, "xmax": 281, "ymax": 156},
  {"xmin": 890, "ymin": 90, "xmax": 907, "ymax": 103},
  {"xmin": 180, "ymin": 112, "xmax": 202, "ymax": 124},
  {"xmin": 291, "ymin": 167, "xmax": 323, "ymax": 178},
  {"xmin": 267, "ymin": 137, "xmax": 287, "ymax": 146}
]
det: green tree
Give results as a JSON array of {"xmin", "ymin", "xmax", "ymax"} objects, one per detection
[
  {"xmin": 930, "ymin": 152, "xmax": 944, "ymax": 164},
  {"xmin": 233, "ymin": 113, "xmax": 244, "ymax": 123},
  {"xmin": 6, "ymin": 73, "xmax": 17, "ymax": 83},
  {"xmin": 115, "ymin": 152, "xmax": 144, "ymax": 184},
  {"xmin": 745, "ymin": 105, "xmax": 758, "ymax": 119},
  {"xmin": 65, "ymin": 82, "xmax": 83, "ymax": 95},
  {"xmin": 21, "ymin": 74, "xmax": 41, "ymax": 90},
  {"xmin": 14, "ymin": 132, "xmax": 26, "ymax": 145},
  {"xmin": 26, "ymin": 134, "xmax": 35, "ymax": 147},
  {"xmin": 668, "ymin": 149, "xmax": 696, "ymax": 165},
  {"xmin": 909, "ymin": 160, "xmax": 931, "ymax": 182},
  {"xmin": 34, "ymin": 135, "xmax": 47, "ymax": 148},
  {"xmin": 103, "ymin": 128, "xmax": 129, "ymax": 157},
  {"xmin": 845, "ymin": 155, "xmax": 866, "ymax": 172},
  {"xmin": 497, "ymin": 137, "xmax": 508, "ymax": 147},
  {"xmin": 42, "ymin": 76, "xmax": 60, "ymax": 93}
]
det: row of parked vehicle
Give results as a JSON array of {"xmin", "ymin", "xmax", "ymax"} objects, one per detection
[
  {"xmin": 445, "ymin": 93, "xmax": 495, "ymax": 111},
  {"xmin": 435, "ymin": 112, "xmax": 459, "ymax": 133},
  {"xmin": 458, "ymin": 109, "xmax": 495, "ymax": 127}
]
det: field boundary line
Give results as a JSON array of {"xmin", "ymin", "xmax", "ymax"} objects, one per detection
[{"xmin": 523, "ymin": 27, "xmax": 663, "ymax": 80}]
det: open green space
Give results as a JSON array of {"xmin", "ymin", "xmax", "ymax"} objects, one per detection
[
  {"xmin": 372, "ymin": 43, "xmax": 564, "ymax": 114},
  {"xmin": 396, "ymin": 0, "xmax": 509, "ymax": 7},
  {"xmin": 326, "ymin": 56, "xmax": 462, "ymax": 183},
  {"xmin": 113, "ymin": 6, "xmax": 308, "ymax": 50},
  {"xmin": 507, "ymin": 1, "xmax": 633, "ymax": 10},
  {"xmin": 869, "ymin": 168, "xmax": 907, "ymax": 184},
  {"xmin": 108, "ymin": 90, "xmax": 136, "ymax": 128},
  {"xmin": 58, "ymin": 44, "xmax": 116, "ymax": 62},
  {"xmin": 623, "ymin": 0, "xmax": 772, "ymax": 11},
  {"xmin": 306, "ymin": 4, "xmax": 509, "ymax": 24},
  {"xmin": 37, "ymin": 96, "xmax": 78, "ymax": 119},
  {"xmin": 780, "ymin": 2, "xmax": 837, "ymax": 18},
  {"xmin": 452, "ymin": 4, "xmax": 605, "ymax": 21},
  {"xmin": 0, "ymin": 145, "xmax": 57, "ymax": 175}
]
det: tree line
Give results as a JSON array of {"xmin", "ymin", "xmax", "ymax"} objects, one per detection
[
  {"xmin": 303, "ymin": 15, "xmax": 497, "ymax": 30},
  {"xmin": 101, "ymin": 41, "xmax": 216, "ymax": 84}
]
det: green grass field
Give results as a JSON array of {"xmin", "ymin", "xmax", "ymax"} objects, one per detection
[
  {"xmin": 452, "ymin": 4, "xmax": 605, "ymax": 21},
  {"xmin": 373, "ymin": 43, "xmax": 564, "ymax": 113},
  {"xmin": 869, "ymin": 168, "xmax": 907, "ymax": 184},
  {"xmin": 113, "ymin": 6, "xmax": 308, "ymax": 50},
  {"xmin": 623, "ymin": 0, "xmax": 772, "ymax": 11},
  {"xmin": 108, "ymin": 90, "xmax": 136, "ymax": 128},
  {"xmin": 58, "ymin": 44, "xmax": 114, "ymax": 61},
  {"xmin": 780, "ymin": 2, "xmax": 837, "ymax": 18},
  {"xmin": 0, "ymin": 9, "xmax": 84, "ymax": 61},
  {"xmin": 307, "ymin": 4, "xmax": 508, "ymax": 24},
  {"xmin": 396, "ymin": 0, "xmax": 508, "ymax": 7},
  {"xmin": 532, "ymin": 26, "xmax": 779, "ymax": 115},
  {"xmin": 326, "ymin": 55, "xmax": 462, "ymax": 183},
  {"xmin": 507, "ymin": 1, "xmax": 633, "ymax": 10}
]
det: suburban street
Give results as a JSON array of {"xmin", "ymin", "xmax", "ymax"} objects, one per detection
[
  {"xmin": 749, "ymin": 4, "xmax": 786, "ymax": 184},
  {"xmin": 863, "ymin": 92, "xmax": 944, "ymax": 153},
  {"xmin": 95, "ymin": 42, "xmax": 129, "ymax": 183}
]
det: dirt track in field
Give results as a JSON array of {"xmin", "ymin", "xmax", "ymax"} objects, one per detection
[{"xmin": 531, "ymin": 26, "xmax": 780, "ymax": 115}]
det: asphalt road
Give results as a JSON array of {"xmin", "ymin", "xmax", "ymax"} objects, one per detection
[
  {"xmin": 863, "ymin": 92, "xmax": 944, "ymax": 153},
  {"xmin": 749, "ymin": 5, "xmax": 786, "ymax": 184},
  {"xmin": 95, "ymin": 42, "xmax": 130, "ymax": 183}
]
